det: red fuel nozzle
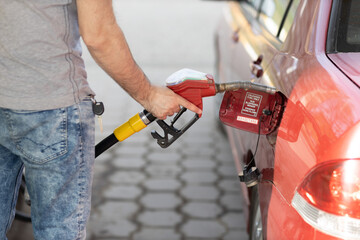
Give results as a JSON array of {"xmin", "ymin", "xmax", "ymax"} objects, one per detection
[{"xmin": 167, "ymin": 74, "xmax": 217, "ymax": 118}]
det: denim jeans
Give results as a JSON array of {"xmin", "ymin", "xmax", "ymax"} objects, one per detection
[{"xmin": 0, "ymin": 99, "xmax": 95, "ymax": 240}]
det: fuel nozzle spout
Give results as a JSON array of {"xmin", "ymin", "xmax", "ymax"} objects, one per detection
[{"xmin": 215, "ymin": 81, "xmax": 276, "ymax": 95}]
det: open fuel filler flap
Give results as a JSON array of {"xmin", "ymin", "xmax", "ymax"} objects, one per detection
[{"xmin": 219, "ymin": 88, "xmax": 286, "ymax": 136}]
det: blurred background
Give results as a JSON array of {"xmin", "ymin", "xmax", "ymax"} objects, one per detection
[{"xmin": 8, "ymin": 0, "xmax": 249, "ymax": 239}]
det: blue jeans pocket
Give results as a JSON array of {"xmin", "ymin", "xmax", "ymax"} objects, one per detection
[{"xmin": 6, "ymin": 108, "xmax": 68, "ymax": 164}]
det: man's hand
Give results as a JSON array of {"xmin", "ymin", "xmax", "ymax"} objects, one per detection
[{"xmin": 141, "ymin": 86, "xmax": 202, "ymax": 120}]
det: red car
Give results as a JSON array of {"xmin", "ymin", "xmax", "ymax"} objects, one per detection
[{"xmin": 215, "ymin": 0, "xmax": 360, "ymax": 239}]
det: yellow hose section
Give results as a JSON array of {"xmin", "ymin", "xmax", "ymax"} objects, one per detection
[{"xmin": 113, "ymin": 113, "xmax": 147, "ymax": 142}]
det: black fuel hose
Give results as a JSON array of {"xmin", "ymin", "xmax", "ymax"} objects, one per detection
[{"xmin": 95, "ymin": 133, "xmax": 118, "ymax": 158}]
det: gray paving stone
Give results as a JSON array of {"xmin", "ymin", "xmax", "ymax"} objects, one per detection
[
  {"xmin": 140, "ymin": 193, "xmax": 182, "ymax": 209},
  {"xmin": 145, "ymin": 164, "xmax": 182, "ymax": 178},
  {"xmin": 112, "ymin": 156, "xmax": 146, "ymax": 169},
  {"xmin": 186, "ymin": 122, "xmax": 214, "ymax": 136},
  {"xmin": 94, "ymin": 150, "xmax": 113, "ymax": 163},
  {"xmin": 108, "ymin": 171, "xmax": 146, "ymax": 185},
  {"xmin": 213, "ymin": 135, "xmax": 232, "ymax": 149},
  {"xmin": 115, "ymin": 145, "xmax": 149, "ymax": 156},
  {"xmin": 121, "ymin": 134, "xmax": 149, "ymax": 144},
  {"xmin": 186, "ymin": 122, "xmax": 212, "ymax": 132},
  {"xmin": 143, "ymin": 178, "xmax": 181, "ymax": 191},
  {"xmin": 103, "ymin": 185, "xmax": 142, "ymax": 200},
  {"xmin": 182, "ymin": 202, "xmax": 222, "ymax": 218},
  {"xmin": 222, "ymin": 212, "xmax": 247, "ymax": 229},
  {"xmin": 181, "ymin": 220, "xmax": 226, "ymax": 238},
  {"xmin": 181, "ymin": 145, "xmax": 216, "ymax": 157},
  {"xmin": 181, "ymin": 185, "xmax": 220, "ymax": 201},
  {"xmin": 147, "ymin": 151, "xmax": 181, "ymax": 163},
  {"xmin": 182, "ymin": 132, "xmax": 214, "ymax": 145},
  {"xmin": 223, "ymin": 230, "xmax": 249, "ymax": 240},
  {"xmin": 93, "ymin": 161, "xmax": 109, "ymax": 178},
  {"xmin": 116, "ymin": 140, "xmax": 146, "ymax": 149},
  {"xmin": 181, "ymin": 157, "xmax": 216, "ymax": 170},
  {"xmin": 220, "ymin": 194, "xmax": 244, "ymax": 211},
  {"xmin": 93, "ymin": 201, "xmax": 139, "ymax": 219},
  {"xmin": 218, "ymin": 179, "xmax": 242, "ymax": 193},
  {"xmin": 216, "ymin": 151, "xmax": 235, "ymax": 164},
  {"xmin": 133, "ymin": 228, "xmax": 181, "ymax": 240},
  {"xmin": 218, "ymin": 165, "xmax": 238, "ymax": 178},
  {"xmin": 180, "ymin": 171, "xmax": 218, "ymax": 184},
  {"xmin": 138, "ymin": 211, "xmax": 182, "ymax": 227},
  {"xmin": 87, "ymin": 201, "xmax": 139, "ymax": 238},
  {"xmin": 88, "ymin": 219, "xmax": 136, "ymax": 238}
]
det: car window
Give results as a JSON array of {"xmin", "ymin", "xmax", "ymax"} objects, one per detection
[
  {"xmin": 345, "ymin": 0, "xmax": 360, "ymax": 46},
  {"xmin": 240, "ymin": 0, "xmax": 261, "ymax": 19},
  {"xmin": 327, "ymin": 0, "xmax": 360, "ymax": 53},
  {"xmin": 258, "ymin": 0, "xmax": 291, "ymax": 37},
  {"xmin": 278, "ymin": 0, "xmax": 300, "ymax": 42},
  {"xmin": 246, "ymin": 0, "xmax": 262, "ymax": 9}
]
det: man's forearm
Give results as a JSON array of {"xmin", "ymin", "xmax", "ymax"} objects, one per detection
[
  {"xmin": 86, "ymin": 28, "xmax": 152, "ymax": 106},
  {"xmin": 77, "ymin": 0, "xmax": 151, "ymax": 106}
]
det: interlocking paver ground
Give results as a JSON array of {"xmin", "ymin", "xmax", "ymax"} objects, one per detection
[
  {"xmin": 220, "ymin": 194, "xmax": 245, "ymax": 211},
  {"xmin": 138, "ymin": 211, "xmax": 183, "ymax": 227},
  {"xmin": 224, "ymin": 230, "xmax": 250, "ymax": 240},
  {"xmin": 147, "ymin": 152, "xmax": 182, "ymax": 163},
  {"xmin": 181, "ymin": 220, "xmax": 226, "ymax": 239},
  {"xmin": 141, "ymin": 193, "xmax": 182, "ymax": 209},
  {"xmin": 113, "ymin": 156, "xmax": 147, "ymax": 169},
  {"xmin": 109, "ymin": 171, "xmax": 146, "ymax": 185},
  {"xmin": 219, "ymin": 179, "xmax": 243, "ymax": 193},
  {"xmin": 181, "ymin": 185, "xmax": 220, "ymax": 201},
  {"xmin": 104, "ymin": 185, "xmax": 142, "ymax": 200},
  {"xmin": 181, "ymin": 158, "xmax": 217, "ymax": 170},
  {"xmin": 182, "ymin": 202, "xmax": 222, "ymax": 218},
  {"xmin": 218, "ymin": 165, "xmax": 239, "ymax": 178},
  {"xmin": 222, "ymin": 213, "xmax": 247, "ymax": 230},
  {"xmin": 181, "ymin": 171, "xmax": 218, "ymax": 184},
  {"xmin": 144, "ymin": 178, "xmax": 182, "ymax": 191},
  {"xmin": 133, "ymin": 228, "xmax": 181, "ymax": 240}
]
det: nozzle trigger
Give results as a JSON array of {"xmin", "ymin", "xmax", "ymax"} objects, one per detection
[
  {"xmin": 151, "ymin": 109, "xmax": 199, "ymax": 148},
  {"xmin": 171, "ymin": 107, "xmax": 187, "ymax": 127}
]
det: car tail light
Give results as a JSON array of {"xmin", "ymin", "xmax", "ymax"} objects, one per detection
[{"xmin": 292, "ymin": 159, "xmax": 360, "ymax": 239}]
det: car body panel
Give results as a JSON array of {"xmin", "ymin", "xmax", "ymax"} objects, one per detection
[
  {"xmin": 273, "ymin": 0, "xmax": 360, "ymax": 203},
  {"xmin": 216, "ymin": 0, "xmax": 291, "ymax": 233},
  {"xmin": 215, "ymin": 0, "xmax": 360, "ymax": 239},
  {"xmin": 230, "ymin": 2, "xmax": 281, "ymax": 85},
  {"xmin": 266, "ymin": 181, "xmax": 342, "ymax": 240},
  {"xmin": 327, "ymin": 53, "xmax": 360, "ymax": 88}
]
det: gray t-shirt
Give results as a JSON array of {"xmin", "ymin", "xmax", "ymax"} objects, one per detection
[{"xmin": 0, "ymin": 0, "xmax": 95, "ymax": 110}]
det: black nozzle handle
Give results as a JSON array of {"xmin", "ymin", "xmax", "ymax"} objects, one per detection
[
  {"xmin": 141, "ymin": 109, "xmax": 157, "ymax": 125},
  {"xmin": 151, "ymin": 112, "xmax": 200, "ymax": 148}
]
